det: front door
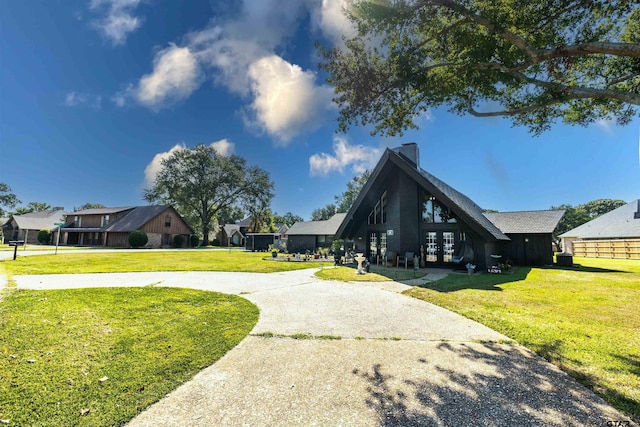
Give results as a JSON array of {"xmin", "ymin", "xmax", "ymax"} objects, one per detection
[
  {"xmin": 368, "ymin": 231, "xmax": 387, "ymax": 262},
  {"xmin": 424, "ymin": 230, "xmax": 456, "ymax": 266}
]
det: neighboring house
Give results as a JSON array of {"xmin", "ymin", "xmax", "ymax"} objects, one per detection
[
  {"xmin": 55, "ymin": 205, "xmax": 194, "ymax": 248},
  {"xmin": 218, "ymin": 224, "xmax": 245, "ymax": 246},
  {"xmin": 287, "ymin": 213, "xmax": 347, "ymax": 254},
  {"xmin": 245, "ymin": 224, "xmax": 289, "ymax": 251},
  {"xmin": 2, "ymin": 209, "xmax": 67, "ymax": 244},
  {"xmin": 560, "ymin": 200, "xmax": 640, "ymax": 259},
  {"xmin": 335, "ymin": 143, "xmax": 564, "ymax": 270}
]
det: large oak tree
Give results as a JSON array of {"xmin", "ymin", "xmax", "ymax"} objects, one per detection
[
  {"xmin": 320, "ymin": 0, "xmax": 640, "ymax": 136},
  {"xmin": 144, "ymin": 144, "xmax": 274, "ymax": 245}
]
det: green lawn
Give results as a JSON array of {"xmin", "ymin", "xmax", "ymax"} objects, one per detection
[
  {"xmin": 405, "ymin": 257, "xmax": 640, "ymax": 422},
  {"xmin": 0, "ymin": 287, "xmax": 258, "ymax": 426},
  {"xmin": 0, "ymin": 250, "xmax": 332, "ymax": 275}
]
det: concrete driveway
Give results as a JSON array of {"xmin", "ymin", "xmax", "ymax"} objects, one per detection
[{"xmin": 10, "ymin": 268, "xmax": 633, "ymax": 426}]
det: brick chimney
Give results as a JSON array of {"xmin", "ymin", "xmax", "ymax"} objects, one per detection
[{"xmin": 394, "ymin": 142, "xmax": 420, "ymax": 169}]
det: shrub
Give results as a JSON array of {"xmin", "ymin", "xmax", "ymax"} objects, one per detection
[
  {"xmin": 173, "ymin": 234, "xmax": 185, "ymax": 248},
  {"xmin": 37, "ymin": 229, "xmax": 51, "ymax": 245},
  {"xmin": 190, "ymin": 235, "xmax": 199, "ymax": 247},
  {"xmin": 128, "ymin": 230, "xmax": 148, "ymax": 248}
]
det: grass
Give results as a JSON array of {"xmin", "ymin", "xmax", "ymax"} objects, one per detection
[
  {"xmin": 0, "ymin": 286, "xmax": 259, "ymax": 426},
  {"xmin": 404, "ymin": 257, "xmax": 640, "ymax": 422},
  {"xmin": 0, "ymin": 250, "xmax": 333, "ymax": 275},
  {"xmin": 315, "ymin": 264, "xmax": 425, "ymax": 282}
]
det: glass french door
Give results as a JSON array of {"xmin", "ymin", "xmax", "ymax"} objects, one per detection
[
  {"xmin": 368, "ymin": 231, "xmax": 387, "ymax": 261},
  {"xmin": 425, "ymin": 231, "xmax": 455, "ymax": 265}
]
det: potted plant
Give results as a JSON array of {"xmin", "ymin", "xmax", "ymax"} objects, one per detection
[
  {"xmin": 269, "ymin": 244, "xmax": 278, "ymax": 258},
  {"xmin": 332, "ymin": 239, "xmax": 343, "ymax": 266}
]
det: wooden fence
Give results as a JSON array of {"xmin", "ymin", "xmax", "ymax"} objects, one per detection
[{"xmin": 572, "ymin": 239, "xmax": 640, "ymax": 259}]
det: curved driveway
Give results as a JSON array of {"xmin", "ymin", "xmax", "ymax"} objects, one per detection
[{"xmin": 10, "ymin": 268, "xmax": 632, "ymax": 426}]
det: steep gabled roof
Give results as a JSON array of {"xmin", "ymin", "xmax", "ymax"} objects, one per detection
[
  {"xmin": 287, "ymin": 213, "xmax": 347, "ymax": 236},
  {"xmin": 10, "ymin": 209, "xmax": 67, "ymax": 231},
  {"xmin": 336, "ymin": 149, "xmax": 509, "ymax": 241},
  {"xmin": 418, "ymin": 168, "xmax": 509, "ymax": 241},
  {"xmin": 484, "ymin": 210, "xmax": 565, "ymax": 234},
  {"xmin": 559, "ymin": 200, "xmax": 640, "ymax": 239}
]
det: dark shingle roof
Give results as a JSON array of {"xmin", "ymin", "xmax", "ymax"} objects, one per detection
[
  {"xmin": 105, "ymin": 205, "xmax": 171, "ymax": 232},
  {"xmin": 418, "ymin": 168, "xmax": 509, "ymax": 241},
  {"xmin": 484, "ymin": 210, "xmax": 565, "ymax": 234},
  {"xmin": 287, "ymin": 213, "xmax": 347, "ymax": 236},
  {"xmin": 559, "ymin": 200, "xmax": 640, "ymax": 238}
]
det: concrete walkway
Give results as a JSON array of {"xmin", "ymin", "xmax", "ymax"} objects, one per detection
[{"xmin": 10, "ymin": 269, "xmax": 634, "ymax": 426}]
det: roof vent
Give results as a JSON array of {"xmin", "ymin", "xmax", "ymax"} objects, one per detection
[{"xmin": 394, "ymin": 143, "xmax": 420, "ymax": 168}]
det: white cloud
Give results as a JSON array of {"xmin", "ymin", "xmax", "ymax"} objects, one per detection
[
  {"xmin": 144, "ymin": 144, "xmax": 186, "ymax": 186},
  {"xmin": 210, "ymin": 139, "xmax": 235, "ymax": 156},
  {"xmin": 64, "ymin": 91, "xmax": 102, "ymax": 109},
  {"xmin": 595, "ymin": 119, "xmax": 615, "ymax": 134},
  {"xmin": 90, "ymin": 0, "xmax": 143, "ymax": 45},
  {"xmin": 309, "ymin": 136, "xmax": 381, "ymax": 176},
  {"xmin": 247, "ymin": 55, "xmax": 335, "ymax": 144},
  {"xmin": 310, "ymin": 0, "xmax": 356, "ymax": 47},
  {"xmin": 144, "ymin": 140, "xmax": 234, "ymax": 186},
  {"xmin": 124, "ymin": 0, "xmax": 356, "ymax": 142},
  {"xmin": 136, "ymin": 44, "xmax": 202, "ymax": 110}
]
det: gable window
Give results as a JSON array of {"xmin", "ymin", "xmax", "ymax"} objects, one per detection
[
  {"xmin": 165, "ymin": 215, "xmax": 171, "ymax": 227},
  {"xmin": 421, "ymin": 190, "xmax": 457, "ymax": 223},
  {"xmin": 367, "ymin": 191, "xmax": 388, "ymax": 225}
]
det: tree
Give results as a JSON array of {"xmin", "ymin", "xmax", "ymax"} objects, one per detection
[
  {"xmin": 12, "ymin": 201, "xmax": 52, "ymax": 215},
  {"xmin": 580, "ymin": 198, "xmax": 626, "ymax": 218},
  {"xmin": 144, "ymin": 144, "xmax": 274, "ymax": 245},
  {"xmin": 77, "ymin": 203, "xmax": 106, "ymax": 211},
  {"xmin": 319, "ymin": 0, "xmax": 640, "ymax": 136},
  {"xmin": 335, "ymin": 170, "xmax": 371, "ymax": 213},
  {"xmin": 0, "ymin": 183, "xmax": 20, "ymax": 216},
  {"xmin": 311, "ymin": 204, "xmax": 337, "ymax": 221},
  {"xmin": 273, "ymin": 212, "xmax": 304, "ymax": 227},
  {"xmin": 248, "ymin": 208, "xmax": 276, "ymax": 233},
  {"xmin": 216, "ymin": 205, "xmax": 244, "ymax": 226}
]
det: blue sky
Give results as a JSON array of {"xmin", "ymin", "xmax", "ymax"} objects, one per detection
[{"xmin": 1, "ymin": 0, "xmax": 638, "ymax": 220}]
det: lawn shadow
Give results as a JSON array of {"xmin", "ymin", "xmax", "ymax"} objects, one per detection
[
  {"xmin": 353, "ymin": 342, "xmax": 633, "ymax": 426},
  {"xmin": 544, "ymin": 264, "xmax": 627, "ymax": 273},
  {"xmin": 415, "ymin": 267, "xmax": 531, "ymax": 292}
]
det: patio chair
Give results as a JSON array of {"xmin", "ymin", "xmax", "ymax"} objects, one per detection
[
  {"xmin": 384, "ymin": 251, "xmax": 396, "ymax": 267},
  {"xmin": 397, "ymin": 251, "xmax": 415, "ymax": 269}
]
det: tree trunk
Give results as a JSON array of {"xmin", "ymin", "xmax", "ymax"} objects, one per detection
[{"xmin": 202, "ymin": 226, "xmax": 210, "ymax": 246}]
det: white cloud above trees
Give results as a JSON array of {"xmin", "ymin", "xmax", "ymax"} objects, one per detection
[
  {"xmin": 309, "ymin": 136, "xmax": 381, "ymax": 176},
  {"xmin": 123, "ymin": 0, "xmax": 355, "ymax": 143}
]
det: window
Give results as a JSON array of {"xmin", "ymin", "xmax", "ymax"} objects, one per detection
[
  {"xmin": 367, "ymin": 191, "xmax": 388, "ymax": 225},
  {"xmin": 165, "ymin": 215, "xmax": 171, "ymax": 227},
  {"xmin": 421, "ymin": 190, "xmax": 456, "ymax": 223},
  {"xmin": 105, "ymin": 215, "xmax": 110, "ymax": 226}
]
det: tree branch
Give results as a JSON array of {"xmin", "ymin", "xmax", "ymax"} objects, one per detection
[{"xmin": 414, "ymin": 0, "xmax": 539, "ymax": 60}]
